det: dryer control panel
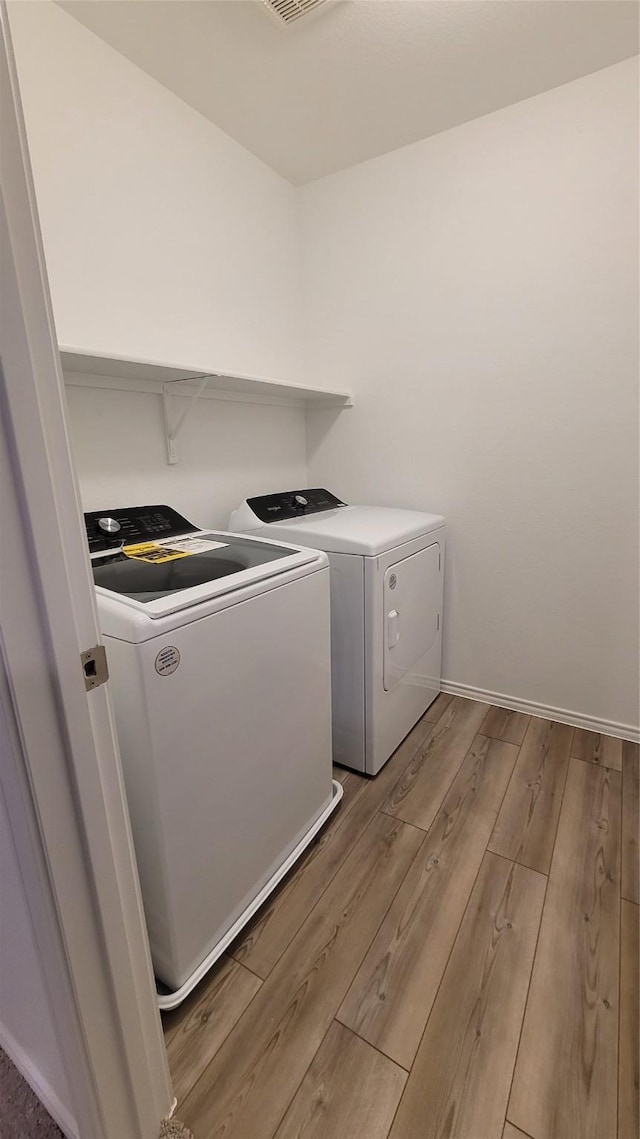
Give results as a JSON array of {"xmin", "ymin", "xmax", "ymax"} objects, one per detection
[
  {"xmin": 246, "ymin": 488, "xmax": 346, "ymax": 524},
  {"xmin": 84, "ymin": 505, "xmax": 197, "ymax": 553}
]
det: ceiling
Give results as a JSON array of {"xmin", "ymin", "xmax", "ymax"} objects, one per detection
[{"xmin": 57, "ymin": 0, "xmax": 639, "ymax": 184}]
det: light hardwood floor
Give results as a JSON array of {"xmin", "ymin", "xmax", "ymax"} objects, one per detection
[{"xmin": 162, "ymin": 696, "xmax": 639, "ymax": 1139}]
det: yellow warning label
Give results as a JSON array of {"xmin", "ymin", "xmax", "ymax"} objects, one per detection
[{"xmin": 122, "ymin": 543, "xmax": 192, "ymax": 564}]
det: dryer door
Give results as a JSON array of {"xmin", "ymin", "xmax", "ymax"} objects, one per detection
[{"xmin": 383, "ymin": 542, "xmax": 441, "ymax": 692}]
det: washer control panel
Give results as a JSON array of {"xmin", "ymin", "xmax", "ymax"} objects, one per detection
[
  {"xmin": 246, "ymin": 488, "xmax": 346, "ymax": 524},
  {"xmin": 84, "ymin": 505, "xmax": 196, "ymax": 553}
]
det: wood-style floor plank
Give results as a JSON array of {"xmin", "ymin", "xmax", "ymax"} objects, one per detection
[
  {"xmin": 273, "ymin": 1021, "xmax": 406, "ymax": 1139},
  {"xmin": 388, "ymin": 852, "xmax": 545, "ymax": 1139},
  {"xmin": 481, "ymin": 705, "xmax": 530, "ymax": 747},
  {"xmin": 165, "ymin": 701, "xmax": 629, "ymax": 1139},
  {"xmin": 508, "ymin": 758, "xmax": 621, "ymax": 1139},
  {"xmin": 619, "ymin": 900, "xmax": 639, "ymax": 1139},
  {"xmin": 338, "ymin": 735, "xmax": 518, "ymax": 1068},
  {"xmin": 503, "ymin": 1124, "xmax": 533, "ymax": 1139},
  {"xmin": 621, "ymin": 742, "xmax": 639, "ymax": 904},
  {"xmin": 383, "ymin": 696, "xmax": 489, "ymax": 831},
  {"xmin": 180, "ymin": 812, "xmax": 424, "ymax": 1139},
  {"xmin": 162, "ymin": 956, "xmax": 261, "ymax": 1106},
  {"xmin": 422, "ymin": 691, "xmax": 454, "ymax": 723},
  {"xmin": 331, "ymin": 766, "xmax": 352, "ymax": 785},
  {"xmin": 229, "ymin": 715, "xmax": 435, "ymax": 978},
  {"xmin": 572, "ymin": 728, "xmax": 623, "ymax": 771},
  {"xmin": 488, "ymin": 717, "xmax": 573, "ymax": 874},
  {"xmin": 230, "ymin": 769, "xmax": 367, "ymax": 976}
]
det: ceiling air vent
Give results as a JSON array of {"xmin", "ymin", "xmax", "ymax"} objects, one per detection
[{"xmin": 261, "ymin": 0, "xmax": 333, "ymax": 27}]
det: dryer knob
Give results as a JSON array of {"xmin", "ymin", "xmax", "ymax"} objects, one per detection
[
  {"xmin": 293, "ymin": 495, "xmax": 308, "ymax": 509},
  {"xmin": 97, "ymin": 516, "xmax": 121, "ymax": 535}
]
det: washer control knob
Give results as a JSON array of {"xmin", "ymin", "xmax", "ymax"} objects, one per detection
[
  {"xmin": 293, "ymin": 494, "xmax": 308, "ymax": 509},
  {"xmin": 97, "ymin": 516, "xmax": 121, "ymax": 535}
]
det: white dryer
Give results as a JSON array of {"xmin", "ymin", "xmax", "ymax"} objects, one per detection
[
  {"xmin": 85, "ymin": 504, "xmax": 341, "ymax": 1007},
  {"xmin": 230, "ymin": 490, "xmax": 446, "ymax": 775}
]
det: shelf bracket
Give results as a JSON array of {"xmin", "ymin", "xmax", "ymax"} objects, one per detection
[{"xmin": 162, "ymin": 374, "xmax": 215, "ymax": 464}]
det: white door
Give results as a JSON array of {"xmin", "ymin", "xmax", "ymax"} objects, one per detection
[
  {"xmin": 383, "ymin": 542, "xmax": 442, "ymax": 691},
  {"xmin": 0, "ymin": 7, "xmax": 172, "ymax": 1137}
]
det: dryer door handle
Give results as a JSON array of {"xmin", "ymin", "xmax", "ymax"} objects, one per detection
[{"xmin": 387, "ymin": 609, "xmax": 400, "ymax": 649}]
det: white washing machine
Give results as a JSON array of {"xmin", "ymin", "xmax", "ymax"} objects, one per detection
[
  {"xmin": 85, "ymin": 504, "xmax": 342, "ymax": 1008},
  {"xmin": 230, "ymin": 490, "xmax": 446, "ymax": 775}
]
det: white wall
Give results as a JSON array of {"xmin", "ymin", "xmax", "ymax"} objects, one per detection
[
  {"xmin": 10, "ymin": 0, "xmax": 308, "ymax": 524},
  {"xmin": 10, "ymin": 2, "xmax": 639, "ymax": 733},
  {"xmin": 8, "ymin": 0, "xmax": 302, "ymax": 383},
  {"xmin": 65, "ymin": 381, "xmax": 307, "ymax": 527},
  {"xmin": 301, "ymin": 58, "xmax": 640, "ymax": 735}
]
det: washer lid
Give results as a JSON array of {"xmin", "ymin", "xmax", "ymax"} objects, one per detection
[
  {"xmin": 90, "ymin": 530, "xmax": 322, "ymax": 618},
  {"xmin": 258, "ymin": 506, "xmax": 445, "ymax": 556}
]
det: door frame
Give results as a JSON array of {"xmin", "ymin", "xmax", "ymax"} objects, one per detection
[{"xmin": 1, "ymin": 6, "xmax": 173, "ymax": 1136}]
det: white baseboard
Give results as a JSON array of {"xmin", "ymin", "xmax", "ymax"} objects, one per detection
[
  {"xmin": 0, "ymin": 1020, "xmax": 79, "ymax": 1139},
  {"xmin": 441, "ymin": 680, "xmax": 640, "ymax": 743}
]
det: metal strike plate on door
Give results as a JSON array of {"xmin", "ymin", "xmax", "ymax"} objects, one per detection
[{"xmin": 81, "ymin": 645, "xmax": 109, "ymax": 691}]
